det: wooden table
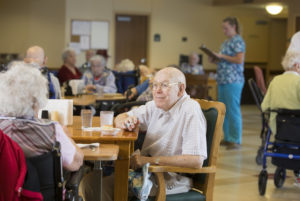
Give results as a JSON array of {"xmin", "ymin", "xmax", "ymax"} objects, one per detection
[
  {"xmin": 64, "ymin": 94, "xmax": 97, "ymax": 106},
  {"xmin": 81, "ymin": 144, "xmax": 119, "ymax": 161},
  {"xmin": 64, "ymin": 93, "xmax": 126, "ymax": 107},
  {"xmin": 80, "ymin": 144, "xmax": 119, "ymax": 201},
  {"xmin": 69, "ymin": 116, "xmax": 138, "ymax": 201},
  {"xmin": 95, "ymin": 93, "xmax": 126, "ymax": 102}
]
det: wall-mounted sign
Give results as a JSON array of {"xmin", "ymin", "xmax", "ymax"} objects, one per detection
[{"xmin": 154, "ymin": 33, "xmax": 161, "ymax": 42}]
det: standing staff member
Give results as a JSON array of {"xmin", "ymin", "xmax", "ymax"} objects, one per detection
[{"xmin": 210, "ymin": 17, "xmax": 246, "ymax": 150}]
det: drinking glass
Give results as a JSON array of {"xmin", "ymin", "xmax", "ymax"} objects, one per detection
[
  {"xmin": 100, "ymin": 111, "xmax": 114, "ymax": 127},
  {"xmin": 81, "ymin": 109, "xmax": 93, "ymax": 129}
]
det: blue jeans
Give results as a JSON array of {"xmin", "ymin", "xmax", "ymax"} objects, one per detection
[{"xmin": 218, "ymin": 82, "xmax": 244, "ymax": 144}]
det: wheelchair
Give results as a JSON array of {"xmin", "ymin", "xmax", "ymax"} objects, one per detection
[
  {"xmin": 258, "ymin": 109, "xmax": 300, "ymax": 195},
  {"xmin": 25, "ymin": 141, "xmax": 84, "ymax": 201},
  {"xmin": 248, "ymin": 78, "xmax": 268, "ymax": 165},
  {"xmin": 113, "ymin": 69, "xmax": 140, "ymax": 94}
]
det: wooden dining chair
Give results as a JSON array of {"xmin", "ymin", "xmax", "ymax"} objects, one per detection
[
  {"xmin": 185, "ymin": 74, "xmax": 210, "ymax": 99},
  {"xmin": 253, "ymin": 66, "xmax": 267, "ymax": 95},
  {"xmin": 148, "ymin": 99, "xmax": 225, "ymax": 201}
]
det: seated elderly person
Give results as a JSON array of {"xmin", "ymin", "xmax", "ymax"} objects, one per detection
[
  {"xmin": 0, "ymin": 62, "xmax": 84, "ymax": 171},
  {"xmin": 261, "ymin": 51, "xmax": 300, "ymax": 134},
  {"xmin": 101, "ymin": 67, "xmax": 207, "ymax": 201},
  {"xmin": 180, "ymin": 52, "xmax": 205, "ymax": 75},
  {"xmin": 124, "ymin": 76, "xmax": 153, "ymax": 102},
  {"xmin": 261, "ymin": 50, "xmax": 300, "ymax": 186},
  {"xmin": 58, "ymin": 48, "xmax": 82, "ymax": 85},
  {"xmin": 81, "ymin": 55, "xmax": 117, "ymax": 94},
  {"xmin": 114, "ymin": 59, "xmax": 135, "ymax": 72},
  {"xmin": 24, "ymin": 45, "xmax": 61, "ymax": 99},
  {"xmin": 79, "ymin": 49, "xmax": 95, "ymax": 74}
]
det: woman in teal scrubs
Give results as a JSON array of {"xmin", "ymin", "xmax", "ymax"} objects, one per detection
[{"xmin": 211, "ymin": 17, "xmax": 246, "ymax": 150}]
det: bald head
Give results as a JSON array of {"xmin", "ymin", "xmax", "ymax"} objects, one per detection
[
  {"xmin": 25, "ymin": 46, "xmax": 46, "ymax": 67},
  {"xmin": 156, "ymin": 67, "xmax": 186, "ymax": 88},
  {"xmin": 153, "ymin": 67, "xmax": 186, "ymax": 111}
]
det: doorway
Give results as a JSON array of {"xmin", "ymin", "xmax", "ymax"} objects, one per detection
[{"xmin": 115, "ymin": 14, "xmax": 148, "ymax": 67}]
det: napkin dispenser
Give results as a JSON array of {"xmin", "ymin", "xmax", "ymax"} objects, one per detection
[{"xmin": 38, "ymin": 99, "xmax": 73, "ymax": 125}]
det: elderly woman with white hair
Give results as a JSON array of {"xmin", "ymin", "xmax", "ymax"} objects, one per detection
[
  {"xmin": 261, "ymin": 50, "xmax": 300, "ymax": 187},
  {"xmin": 82, "ymin": 55, "xmax": 117, "ymax": 94},
  {"xmin": 114, "ymin": 59, "xmax": 135, "ymax": 72},
  {"xmin": 0, "ymin": 62, "xmax": 83, "ymax": 171},
  {"xmin": 58, "ymin": 48, "xmax": 82, "ymax": 85},
  {"xmin": 261, "ymin": 51, "xmax": 300, "ymax": 134}
]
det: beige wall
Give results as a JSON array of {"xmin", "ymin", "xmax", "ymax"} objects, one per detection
[
  {"xmin": 66, "ymin": 0, "xmax": 272, "ymax": 70},
  {"xmin": 268, "ymin": 19, "xmax": 287, "ymax": 71},
  {"xmin": 0, "ymin": 0, "xmax": 65, "ymax": 68},
  {"xmin": 0, "ymin": 0, "xmax": 290, "ymax": 71},
  {"xmin": 287, "ymin": 0, "xmax": 300, "ymax": 43}
]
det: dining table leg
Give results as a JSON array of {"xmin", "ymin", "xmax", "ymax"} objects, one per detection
[
  {"xmin": 114, "ymin": 142, "xmax": 131, "ymax": 201},
  {"xmin": 94, "ymin": 161, "xmax": 102, "ymax": 201}
]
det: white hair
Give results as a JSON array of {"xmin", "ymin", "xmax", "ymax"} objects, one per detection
[
  {"xmin": 287, "ymin": 31, "xmax": 300, "ymax": 53},
  {"xmin": 281, "ymin": 51, "xmax": 300, "ymax": 71},
  {"xmin": 62, "ymin": 48, "xmax": 75, "ymax": 62},
  {"xmin": 115, "ymin": 59, "xmax": 135, "ymax": 72},
  {"xmin": 0, "ymin": 62, "xmax": 48, "ymax": 117},
  {"xmin": 90, "ymin": 55, "xmax": 106, "ymax": 67}
]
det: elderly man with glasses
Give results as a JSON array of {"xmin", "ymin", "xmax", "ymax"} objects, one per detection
[{"xmin": 97, "ymin": 67, "xmax": 207, "ymax": 201}]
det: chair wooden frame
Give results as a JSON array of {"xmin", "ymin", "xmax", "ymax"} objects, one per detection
[
  {"xmin": 148, "ymin": 99, "xmax": 225, "ymax": 201},
  {"xmin": 185, "ymin": 74, "xmax": 210, "ymax": 99}
]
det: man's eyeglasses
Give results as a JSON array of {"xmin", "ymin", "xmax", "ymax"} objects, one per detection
[{"xmin": 150, "ymin": 82, "xmax": 180, "ymax": 91}]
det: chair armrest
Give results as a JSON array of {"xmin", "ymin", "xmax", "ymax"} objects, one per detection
[
  {"xmin": 66, "ymin": 166, "xmax": 84, "ymax": 191},
  {"xmin": 149, "ymin": 165, "xmax": 216, "ymax": 174},
  {"xmin": 148, "ymin": 166, "xmax": 216, "ymax": 201}
]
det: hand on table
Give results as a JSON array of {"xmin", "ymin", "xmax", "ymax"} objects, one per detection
[
  {"xmin": 121, "ymin": 116, "xmax": 139, "ymax": 131},
  {"xmin": 85, "ymin": 85, "xmax": 96, "ymax": 92},
  {"xmin": 124, "ymin": 88, "xmax": 137, "ymax": 100}
]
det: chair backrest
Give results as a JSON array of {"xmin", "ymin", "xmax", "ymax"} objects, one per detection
[
  {"xmin": 113, "ymin": 70, "xmax": 140, "ymax": 93},
  {"xmin": 248, "ymin": 78, "xmax": 264, "ymax": 111},
  {"xmin": 25, "ymin": 141, "xmax": 64, "ymax": 201},
  {"xmin": 193, "ymin": 99, "xmax": 225, "ymax": 201},
  {"xmin": 254, "ymin": 66, "xmax": 267, "ymax": 95},
  {"xmin": 185, "ymin": 74, "xmax": 209, "ymax": 99}
]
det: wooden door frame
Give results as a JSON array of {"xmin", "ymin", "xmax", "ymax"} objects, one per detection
[{"xmin": 114, "ymin": 12, "xmax": 151, "ymax": 67}]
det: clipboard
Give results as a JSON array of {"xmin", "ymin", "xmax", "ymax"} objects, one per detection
[{"xmin": 199, "ymin": 44, "xmax": 220, "ymax": 62}]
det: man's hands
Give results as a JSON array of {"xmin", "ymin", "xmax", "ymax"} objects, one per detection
[
  {"xmin": 122, "ymin": 116, "xmax": 139, "ymax": 131},
  {"xmin": 130, "ymin": 151, "xmax": 149, "ymax": 170},
  {"xmin": 124, "ymin": 88, "xmax": 137, "ymax": 100}
]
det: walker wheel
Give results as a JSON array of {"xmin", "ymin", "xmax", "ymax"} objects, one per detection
[
  {"xmin": 274, "ymin": 167, "xmax": 286, "ymax": 188},
  {"xmin": 258, "ymin": 170, "xmax": 268, "ymax": 195},
  {"xmin": 255, "ymin": 147, "xmax": 264, "ymax": 165}
]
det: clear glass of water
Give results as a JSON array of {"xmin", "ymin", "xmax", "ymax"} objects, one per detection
[
  {"xmin": 81, "ymin": 109, "xmax": 93, "ymax": 129},
  {"xmin": 100, "ymin": 111, "xmax": 114, "ymax": 127}
]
